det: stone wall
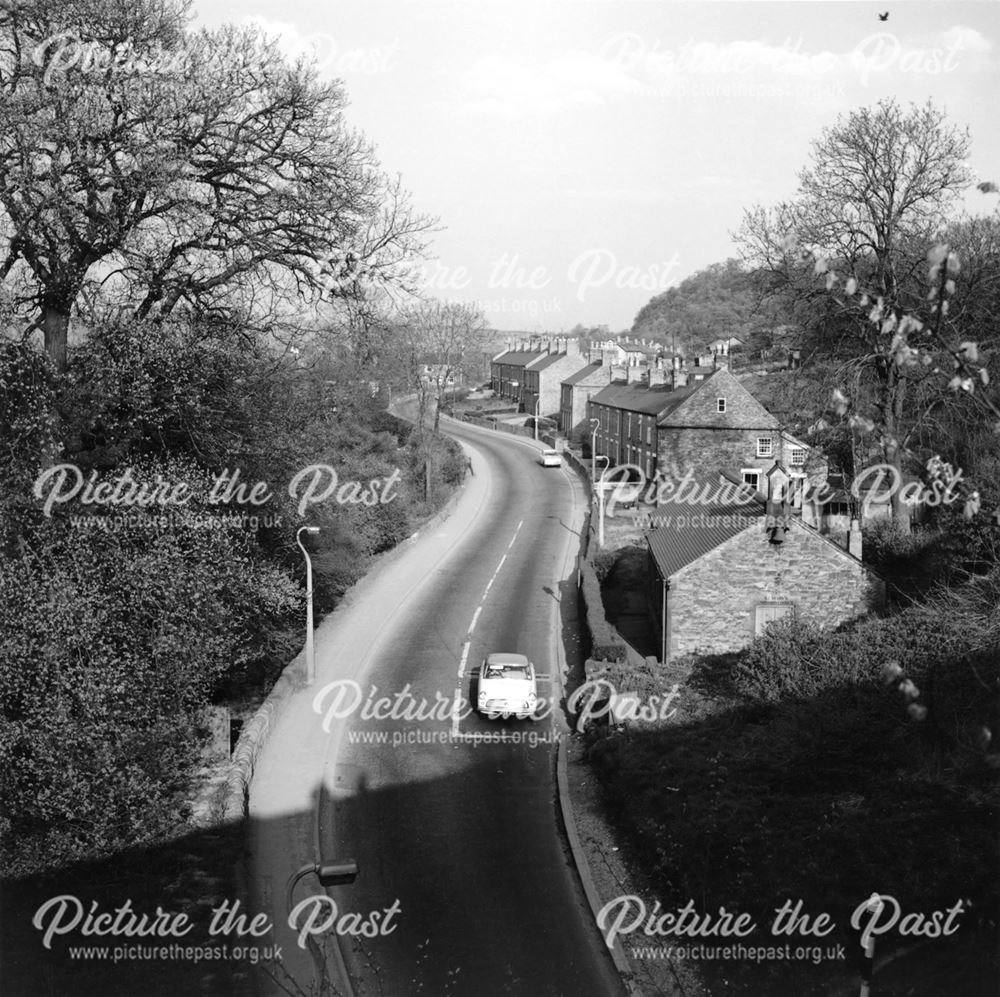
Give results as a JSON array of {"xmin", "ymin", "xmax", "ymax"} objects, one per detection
[
  {"xmin": 660, "ymin": 520, "xmax": 884, "ymax": 659},
  {"xmin": 657, "ymin": 426, "xmax": 776, "ymax": 479},
  {"xmin": 659, "ymin": 366, "xmax": 778, "ymax": 431}
]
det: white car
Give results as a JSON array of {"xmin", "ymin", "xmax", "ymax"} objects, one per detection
[
  {"xmin": 477, "ymin": 653, "xmax": 538, "ymax": 719},
  {"xmin": 540, "ymin": 449, "xmax": 562, "ymax": 467}
]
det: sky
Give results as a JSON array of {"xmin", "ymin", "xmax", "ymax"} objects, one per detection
[{"xmin": 190, "ymin": 0, "xmax": 1000, "ymax": 333}]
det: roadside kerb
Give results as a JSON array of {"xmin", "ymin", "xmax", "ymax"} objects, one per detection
[
  {"xmin": 223, "ymin": 464, "xmax": 471, "ymax": 820},
  {"xmin": 556, "ymin": 736, "xmax": 643, "ymax": 996}
]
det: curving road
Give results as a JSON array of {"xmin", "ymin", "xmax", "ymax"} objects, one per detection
[{"xmin": 247, "ymin": 413, "xmax": 624, "ymax": 997}]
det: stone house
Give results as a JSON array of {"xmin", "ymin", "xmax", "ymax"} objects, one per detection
[
  {"xmin": 655, "ymin": 367, "xmax": 828, "ymax": 495},
  {"xmin": 586, "ymin": 366, "xmax": 827, "ymax": 495},
  {"xmin": 645, "ymin": 469, "xmax": 884, "ymax": 662}
]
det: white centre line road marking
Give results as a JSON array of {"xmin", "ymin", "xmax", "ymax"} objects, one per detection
[{"xmin": 453, "ymin": 526, "xmax": 521, "ymax": 735}]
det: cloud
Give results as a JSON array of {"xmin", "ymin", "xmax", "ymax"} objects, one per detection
[
  {"xmin": 459, "ymin": 36, "xmax": 855, "ymax": 118},
  {"xmin": 459, "ymin": 51, "xmax": 641, "ymax": 118},
  {"xmin": 240, "ymin": 16, "xmax": 399, "ymax": 76},
  {"xmin": 618, "ymin": 36, "xmax": 843, "ymax": 82},
  {"xmin": 941, "ymin": 25, "xmax": 992, "ymax": 54}
]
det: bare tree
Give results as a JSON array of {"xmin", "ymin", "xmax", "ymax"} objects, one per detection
[
  {"xmin": 0, "ymin": 0, "xmax": 432, "ymax": 371},
  {"xmin": 736, "ymin": 99, "xmax": 973, "ymax": 532},
  {"xmin": 399, "ymin": 299, "xmax": 491, "ymax": 432},
  {"xmin": 390, "ymin": 298, "xmax": 490, "ymax": 501}
]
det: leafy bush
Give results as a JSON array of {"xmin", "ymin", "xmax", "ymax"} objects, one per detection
[
  {"xmin": 0, "ymin": 343, "xmax": 60, "ymax": 544},
  {"xmin": 579, "ymin": 557, "xmax": 627, "ymax": 663},
  {"xmin": 591, "ymin": 549, "xmax": 618, "ymax": 582},
  {"xmin": 732, "ymin": 609, "xmax": 966, "ymax": 704},
  {"xmin": 0, "ymin": 456, "xmax": 301, "ymax": 875}
]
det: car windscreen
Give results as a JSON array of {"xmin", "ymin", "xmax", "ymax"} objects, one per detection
[{"xmin": 499, "ymin": 666, "xmax": 529, "ymax": 679}]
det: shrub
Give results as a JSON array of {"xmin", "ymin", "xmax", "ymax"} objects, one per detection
[
  {"xmin": 579, "ymin": 558, "xmax": 626, "ymax": 663},
  {"xmin": 0, "ymin": 456, "xmax": 301, "ymax": 876},
  {"xmin": 591, "ymin": 549, "xmax": 618, "ymax": 582}
]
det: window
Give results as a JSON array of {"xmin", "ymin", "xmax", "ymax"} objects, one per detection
[
  {"xmin": 646, "ymin": 422, "xmax": 652, "ymax": 445},
  {"xmin": 717, "ymin": 398, "xmax": 726, "ymax": 413},
  {"xmin": 756, "ymin": 437, "xmax": 773, "ymax": 457},
  {"xmin": 790, "ymin": 447, "xmax": 806, "ymax": 467},
  {"xmin": 742, "ymin": 470, "xmax": 760, "ymax": 490},
  {"xmin": 755, "ymin": 603, "xmax": 795, "ymax": 636}
]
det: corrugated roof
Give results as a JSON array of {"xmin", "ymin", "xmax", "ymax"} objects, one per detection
[
  {"xmin": 646, "ymin": 475, "xmax": 763, "ymax": 578},
  {"xmin": 591, "ymin": 381, "xmax": 698, "ymax": 416},
  {"xmin": 562, "ymin": 362, "xmax": 603, "ymax": 386}
]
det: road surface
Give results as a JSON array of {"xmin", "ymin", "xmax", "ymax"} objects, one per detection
[{"xmin": 247, "ymin": 414, "xmax": 624, "ymax": 997}]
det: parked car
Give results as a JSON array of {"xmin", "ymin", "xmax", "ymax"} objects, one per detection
[
  {"xmin": 477, "ymin": 653, "xmax": 538, "ymax": 719},
  {"xmin": 540, "ymin": 449, "xmax": 562, "ymax": 467}
]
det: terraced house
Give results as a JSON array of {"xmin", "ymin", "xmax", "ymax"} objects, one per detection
[
  {"xmin": 587, "ymin": 373, "xmax": 687, "ymax": 480},
  {"xmin": 588, "ymin": 367, "xmax": 826, "ymax": 493},
  {"xmin": 490, "ymin": 336, "xmax": 589, "ymax": 425}
]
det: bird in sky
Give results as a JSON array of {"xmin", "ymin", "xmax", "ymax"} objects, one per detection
[{"xmin": 878, "ymin": 11, "xmax": 889, "ymax": 20}]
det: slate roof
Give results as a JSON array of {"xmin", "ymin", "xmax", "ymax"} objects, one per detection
[
  {"xmin": 646, "ymin": 475, "xmax": 764, "ymax": 579},
  {"xmin": 529, "ymin": 352, "xmax": 566, "ymax": 370},
  {"xmin": 493, "ymin": 349, "xmax": 546, "ymax": 366},
  {"xmin": 562, "ymin": 363, "xmax": 603, "ymax": 386},
  {"xmin": 590, "ymin": 380, "xmax": 700, "ymax": 417}
]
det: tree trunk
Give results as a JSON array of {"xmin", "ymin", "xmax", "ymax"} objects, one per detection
[
  {"xmin": 884, "ymin": 366, "xmax": 911, "ymax": 534},
  {"xmin": 42, "ymin": 303, "xmax": 70, "ymax": 373}
]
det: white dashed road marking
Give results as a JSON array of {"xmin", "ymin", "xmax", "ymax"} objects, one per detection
[{"xmin": 453, "ymin": 524, "xmax": 523, "ymax": 734}]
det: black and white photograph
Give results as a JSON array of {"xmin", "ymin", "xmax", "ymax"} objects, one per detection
[{"xmin": 1, "ymin": 1, "xmax": 998, "ymax": 995}]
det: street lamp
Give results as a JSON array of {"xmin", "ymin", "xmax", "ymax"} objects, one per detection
[
  {"xmin": 296, "ymin": 526, "xmax": 320, "ymax": 684},
  {"xmin": 534, "ymin": 397, "xmax": 541, "ymax": 441},
  {"xmin": 286, "ymin": 859, "xmax": 359, "ymax": 997},
  {"xmin": 589, "ymin": 417, "xmax": 600, "ymax": 484},
  {"xmin": 286, "ymin": 860, "xmax": 359, "ymax": 919}
]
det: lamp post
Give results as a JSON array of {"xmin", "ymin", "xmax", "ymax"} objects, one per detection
[
  {"xmin": 589, "ymin": 417, "xmax": 600, "ymax": 484},
  {"xmin": 286, "ymin": 860, "xmax": 359, "ymax": 997},
  {"xmin": 296, "ymin": 526, "xmax": 320, "ymax": 684},
  {"xmin": 534, "ymin": 397, "xmax": 541, "ymax": 440},
  {"xmin": 596, "ymin": 459, "xmax": 612, "ymax": 548}
]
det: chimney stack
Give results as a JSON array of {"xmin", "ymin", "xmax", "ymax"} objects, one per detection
[{"xmin": 766, "ymin": 463, "xmax": 791, "ymax": 544}]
